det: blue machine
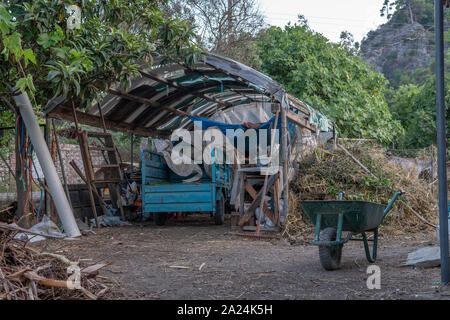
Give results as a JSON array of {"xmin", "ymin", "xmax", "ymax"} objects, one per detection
[{"xmin": 141, "ymin": 148, "xmax": 232, "ymax": 226}]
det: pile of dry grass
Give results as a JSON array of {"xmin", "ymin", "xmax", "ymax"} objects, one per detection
[
  {"xmin": 284, "ymin": 146, "xmax": 438, "ymax": 240},
  {"xmin": 0, "ymin": 224, "xmax": 121, "ymax": 300}
]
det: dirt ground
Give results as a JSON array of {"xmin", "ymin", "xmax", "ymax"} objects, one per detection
[{"xmin": 31, "ymin": 215, "xmax": 448, "ymax": 300}]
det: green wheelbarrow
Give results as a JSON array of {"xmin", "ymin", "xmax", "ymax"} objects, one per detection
[{"xmin": 300, "ymin": 190, "xmax": 404, "ymax": 271}]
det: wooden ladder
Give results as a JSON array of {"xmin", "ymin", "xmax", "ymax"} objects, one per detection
[{"xmin": 72, "ymin": 103, "xmax": 125, "ymax": 227}]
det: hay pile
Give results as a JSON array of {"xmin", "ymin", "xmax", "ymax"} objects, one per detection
[
  {"xmin": 284, "ymin": 145, "xmax": 438, "ymax": 239},
  {"xmin": 0, "ymin": 224, "xmax": 121, "ymax": 300}
]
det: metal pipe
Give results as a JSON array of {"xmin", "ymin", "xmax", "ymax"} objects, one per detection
[
  {"xmin": 434, "ymin": 0, "xmax": 449, "ymax": 284},
  {"xmin": 12, "ymin": 90, "xmax": 81, "ymax": 238}
]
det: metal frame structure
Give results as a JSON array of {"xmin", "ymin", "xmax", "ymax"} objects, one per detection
[
  {"xmin": 434, "ymin": 0, "xmax": 449, "ymax": 284},
  {"xmin": 44, "ymin": 53, "xmax": 333, "ymax": 137},
  {"xmin": 43, "ymin": 52, "xmax": 336, "ymax": 228}
]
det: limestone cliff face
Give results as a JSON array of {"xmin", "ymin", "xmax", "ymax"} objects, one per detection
[{"xmin": 360, "ymin": 22, "xmax": 433, "ymax": 84}]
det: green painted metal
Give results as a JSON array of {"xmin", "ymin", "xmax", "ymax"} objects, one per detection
[
  {"xmin": 301, "ymin": 200, "xmax": 387, "ymax": 233},
  {"xmin": 300, "ymin": 190, "xmax": 404, "ymax": 264}
]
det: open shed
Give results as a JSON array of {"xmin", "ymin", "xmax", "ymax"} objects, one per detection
[
  {"xmin": 44, "ymin": 52, "xmax": 335, "ymax": 138},
  {"xmin": 42, "ymin": 52, "xmax": 336, "ymax": 230}
]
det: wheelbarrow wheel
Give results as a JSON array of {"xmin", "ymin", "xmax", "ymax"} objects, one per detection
[
  {"xmin": 319, "ymin": 227, "xmax": 343, "ymax": 271},
  {"xmin": 214, "ymin": 193, "xmax": 225, "ymax": 225},
  {"xmin": 154, "ymin": 213, "xmax": 167, "ymax": 226}
]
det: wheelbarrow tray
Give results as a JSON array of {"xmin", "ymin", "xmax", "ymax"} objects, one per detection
[{"xmin": 300, "ymin": 200, "xmax": 387, "ymax": 233}]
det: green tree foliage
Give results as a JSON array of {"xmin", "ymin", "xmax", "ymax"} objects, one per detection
[
  {"xmin": 388, "ymin": 78, "xmax": 450, "ymax": 149},
  {"xmin": 380, "ymin": 0, "xmax": 434, "ymax": 25},
  {"xmin": 0, "ymin": 0, "xmax": 199, "ymax": 123},
  {"xmin": 385, "ymin": 30, "xmax": 450, "ymax": 149},
  {"xmin": 256, "ymin": 19, "xmax": 404, "ymax": 143}
]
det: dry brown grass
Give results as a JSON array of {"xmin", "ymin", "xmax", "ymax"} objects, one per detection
[{"xmin": 283, "ymin": 146, "xmax": 438, "ymax": 240}]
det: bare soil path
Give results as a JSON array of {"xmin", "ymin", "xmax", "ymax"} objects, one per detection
[{"xmin": 32, "ymin": 215, "xmax": 446, "ymax": 300}]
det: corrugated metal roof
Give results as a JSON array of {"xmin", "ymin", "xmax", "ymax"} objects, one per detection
[{"xmin": 45, "ymin": 52, "xmax": 332, "ymax": 137}]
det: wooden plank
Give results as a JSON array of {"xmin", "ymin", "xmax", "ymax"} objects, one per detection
[
  {"xmin": 244, "ymin": 180, "xmax": 275, "ymax": 224},
  {"xmin": 47, "ymin": 105, "xmax": 170, "ymax": 137},
  {"xmin": 238, "ymin": 173, "xmax": 279, "ymax": 226},
  {"xmin": 285, "ymin": 108, "xmax": 316, "ymax": 132},
  {"xmin": 244, "ymin": 181, "xmax": 257, "ymax": 199}
]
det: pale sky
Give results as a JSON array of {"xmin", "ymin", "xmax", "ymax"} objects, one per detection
[{"xmin": 259, "ymin": 0, "xmax": 388, "ymax": 43}]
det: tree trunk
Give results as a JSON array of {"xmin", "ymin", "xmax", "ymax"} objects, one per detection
[
  {"xmin": 227, "ymin": 0, "xmax": 233, "ymax": 47},
  {"xmin": 407, "ymin": 1, "xmax": 414, "ymax": 23},
  {"xmin": 15, "ymin": 115, "xmax": 28, "ymax": 227}
]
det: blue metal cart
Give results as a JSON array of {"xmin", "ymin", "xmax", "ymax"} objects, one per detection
[{"xmin": 141, "ymin": 148, "xmax": 231, "ymax": 225}]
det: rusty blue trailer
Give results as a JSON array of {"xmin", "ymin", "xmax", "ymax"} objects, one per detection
[{"xmin": 141, "ymin": 149, "xmax": 231, "ymax": 226}]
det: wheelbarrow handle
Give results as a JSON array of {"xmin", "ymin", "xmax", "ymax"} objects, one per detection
[{"xmin": 382, "ymin": 190, "xmax": 405, "ymax": 220}]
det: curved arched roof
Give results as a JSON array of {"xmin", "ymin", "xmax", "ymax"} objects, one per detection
[{"xmin": 45, "ymin": 52, "xmax": 333, "ymax": 137}]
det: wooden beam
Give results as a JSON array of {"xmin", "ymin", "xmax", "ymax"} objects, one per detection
[
  {"xmin": 285, "ymin": 108, "xmax": 317, "ymax": 133},
  {"xmin": 47, "ymin": 105, "xmax": 170, "ymax": 137},
  {"xmin": 108, "ymin": 88, "xmax": 189, "ymax": 117}
]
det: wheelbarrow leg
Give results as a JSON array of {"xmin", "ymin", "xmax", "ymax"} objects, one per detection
[
  {"xmin": 361, "ymin": 228, "xmax": 378, "ymax": 263},
  {"xmin": 314, "ymin": 214, "xmax": 322, "ymax": 242}
]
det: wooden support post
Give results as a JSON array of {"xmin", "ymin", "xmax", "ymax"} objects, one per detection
[
  {"xmin": 238, "ymin": 174, "xmax": 245, "ymax": 218},
  {"xmin": 86, "ymin": 177, "xmax": 100, "ymax": 227},
  {"xmin": 280, "ymin": 105, "xmax": 289, "ymax": 223},
  {"xmin": 97, "ymin": 103, "xmax": 107, "ymax": 133},
  {"xmin": 130, "ymin": 133, "xmax": 134, "ymax": 172},
  {"xmin": 273, "ymin": 176, "xmax": 280, "ymax": 226},
  {"xmin": 72, "ymin": 103, "xmax": 100, "ymax": 228},
  {"xmin": 256, "ymin": 110, "xmax": 279, "ymax": 234}
]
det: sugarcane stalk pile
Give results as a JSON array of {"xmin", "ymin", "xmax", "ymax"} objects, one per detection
[{"xmin": 0, "ymin": 223, "xmax": 121, "ymax": 300}]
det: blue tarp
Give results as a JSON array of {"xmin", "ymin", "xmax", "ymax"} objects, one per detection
[
  {"xmin": 188, "ymin": 115, "xmax": 295, "ymax": 150},
  {"xmin": 189, "ymin": 115, "xmax": 278, "ymax": 134}
]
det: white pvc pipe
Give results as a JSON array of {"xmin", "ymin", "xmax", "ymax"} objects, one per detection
[{"xmin": 13, "ymin": 90, "xmax": 81, "ymax": 238}]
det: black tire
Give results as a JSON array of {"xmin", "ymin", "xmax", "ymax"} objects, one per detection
[
  {"xmin": 154, "ymin": 213, "xmax": 167, "ymax": 226},
  {"xmin": 318, "ymin": 227, "xmax": 343, "ymax": 271},
  {"xmin": 214, "ymin": 193, "xmax": 225, "ymax": 225}
]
